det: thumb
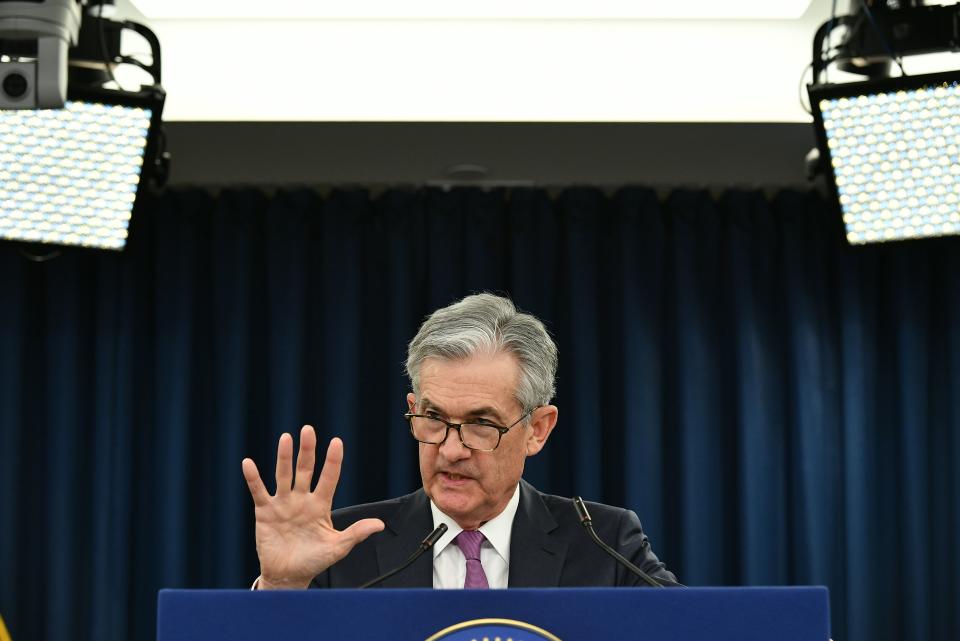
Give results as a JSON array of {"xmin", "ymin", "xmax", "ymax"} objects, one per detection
[{"xmin": 342, "ymin": 518, "xmax": 386, "ymax": 547}]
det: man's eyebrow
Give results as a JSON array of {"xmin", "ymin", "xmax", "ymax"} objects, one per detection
[
  {"xmin": 418, "ymin": 398, "xmax": 445, "ymax": 414},
  {"xmin": 463, "ymin": 406, "xmax": 505, "ymax": 421},
  {"xmin": 418, "ymin": 399, "xmax": 504, "ymax": 422}
]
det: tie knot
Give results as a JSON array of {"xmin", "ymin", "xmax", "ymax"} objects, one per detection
[{"xmin": 455, "ymin": 529, "xmax": 485, "ymax": 560}]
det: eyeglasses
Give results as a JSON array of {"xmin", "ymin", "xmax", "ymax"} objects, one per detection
[{"xmin": 405, "ymin": 409, "xmax": 534, "ymax": 452}]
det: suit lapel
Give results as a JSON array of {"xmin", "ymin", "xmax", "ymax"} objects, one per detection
[
  {"xmin": 375, "ymin": 489, "xmax": 435, "ymax": 588},
  {"xmin": 507, "ymin": 480, "xmax": 568, "ymax": 587}
]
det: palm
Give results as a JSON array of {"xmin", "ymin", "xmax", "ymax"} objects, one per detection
[{"xmin": 242, "ymin": 428, "xmax": 384, "ymax": 589}]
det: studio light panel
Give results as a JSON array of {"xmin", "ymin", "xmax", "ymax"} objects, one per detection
[
  {"xmin": 813, "ymin": 74, "xmax": 960, "ymax": 245},
  {"xmin": 0, "ymin": 100, "xmax": 152, "ymax": 250}
]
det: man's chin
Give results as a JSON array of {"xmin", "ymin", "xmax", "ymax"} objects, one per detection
[{"xmin": 429, "ymin": 485, "xmax": 477, "ymax": 518}]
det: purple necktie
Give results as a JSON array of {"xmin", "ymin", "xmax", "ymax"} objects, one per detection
[{"xmin": 455, "ymin": 530, "xmax": 490, "ymax": 589}]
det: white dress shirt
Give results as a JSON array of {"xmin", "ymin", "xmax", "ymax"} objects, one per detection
[{"xmin": 429, "ymin": 483, "xmax": 520, "ymax": 589}]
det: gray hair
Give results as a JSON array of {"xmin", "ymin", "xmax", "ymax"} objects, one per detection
[{"xmin": 406, "ymin": 293, "xmax": 558, "ymax": 413}]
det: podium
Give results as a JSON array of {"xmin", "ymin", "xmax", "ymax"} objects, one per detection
[{"xmin": 158, "ymin": 587, "xmax": 830, "ymax": 641}]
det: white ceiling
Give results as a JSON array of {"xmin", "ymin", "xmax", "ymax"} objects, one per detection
[
  {"xmin": 114, "ymin": 0, "xmax": 960, "ymax": 122},
  {"xmin": 130, "ymin": 1, "xmax": 816, "ymax": 20}
]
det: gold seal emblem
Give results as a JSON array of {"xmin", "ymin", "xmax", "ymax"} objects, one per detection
[{"xmin": 425, "ymin": 617, "xmax": 561, "ymax": 641}]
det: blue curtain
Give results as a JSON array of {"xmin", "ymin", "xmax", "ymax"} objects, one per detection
[{"xmin": 0, "ymin": 186, "xmax": 958, "ymax": 641}]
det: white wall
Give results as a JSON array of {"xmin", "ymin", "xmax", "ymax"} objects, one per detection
[{"xmin": 118, "ymin": 0, "xmax": 844, "ymax": 122}]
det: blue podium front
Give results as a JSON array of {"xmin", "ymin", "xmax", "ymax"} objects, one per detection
[{"xmin": 158, "ymin": 587, "xmax": 830, "ymax": 641}]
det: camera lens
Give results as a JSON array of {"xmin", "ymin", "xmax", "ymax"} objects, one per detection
[{"xmin": 2, "ymin": 72, "xmax": 29, "ymax": 99}]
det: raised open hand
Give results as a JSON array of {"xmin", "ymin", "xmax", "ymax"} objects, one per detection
[{"xmin": 241, "ymin": 426, "xmax": 385, "ymax": 589}]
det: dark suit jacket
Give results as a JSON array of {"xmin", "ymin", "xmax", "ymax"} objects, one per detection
[{"xmin": 311, "ymin": 479, "xmax": 677, "ymax": 588}]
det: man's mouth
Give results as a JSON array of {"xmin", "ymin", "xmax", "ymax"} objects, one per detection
[{"xmin": 440, "ymin": 471, "xmax": 472, "ymax": 482}]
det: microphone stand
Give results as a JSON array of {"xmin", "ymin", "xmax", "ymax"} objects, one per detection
[
  {"xmin": 573, "ymin": 496, "xmax": 683, "ymax": 588},
  {"xmin": 358, "ymin": 523, "xmax": 448, "ymax": 589}
]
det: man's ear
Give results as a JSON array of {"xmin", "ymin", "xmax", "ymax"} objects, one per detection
[
  {"xmin": 525, "ymin": 405, "xmax": 558, "ymax": 456},
  {"xmin": 406, "ymin": 393, "xmax": 417, "ymax": 412}
]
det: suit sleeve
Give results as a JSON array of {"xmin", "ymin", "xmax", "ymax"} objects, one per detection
[
  {"xmin": 309, "ymin": 570, "xmax": 331, "ymax": 589},
  {"xmin": 615, "ymin": 509, "xmax": 680, "ymax": 586}
]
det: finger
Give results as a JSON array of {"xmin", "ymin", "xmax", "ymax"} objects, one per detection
[
  {"xmin": 313, "ymin": 437, "xmax": 344, "ymax": 506},
  {"xmin": 293, "ymin": 425, "xmax": 317, "ymax": 493},
  {"xmin": 341, "ymin": 518, "xmax": 386, "ymax": 548},
  {"xmin": 241, "ymin": 458, "xmax": 270, "ymax": 507},
  {"xmin": 275, "ymin": 432, "xmax": 294, "ymax": 494}
]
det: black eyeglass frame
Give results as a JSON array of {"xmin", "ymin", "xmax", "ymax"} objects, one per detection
[{"xmin": 404, "ymin": 408, "xmax": 536, "ymax": 452}]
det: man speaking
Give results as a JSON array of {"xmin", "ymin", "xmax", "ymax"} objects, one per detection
[{"xmin": 241, "ymin": 293, "xmax": 677, "ymax": 589}]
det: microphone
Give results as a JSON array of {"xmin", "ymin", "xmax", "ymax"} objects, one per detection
[
  {"xmin": 358, "ymin": 523, "xmax": 448, "ymax": 589},
  {"xmin": 573, "ymin": 496, "xmax": 680, "ymax": 588}
]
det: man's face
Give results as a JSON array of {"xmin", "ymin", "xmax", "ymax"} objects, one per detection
[{"xmin": 409, "ymin": 352, "xmax": 556, "ymax": 530}]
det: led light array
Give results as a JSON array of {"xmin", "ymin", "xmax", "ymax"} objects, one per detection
[
  {"xmin": 0, "ymin": 101, "xmax": 152, "ymax": 250},
  {"xmin": 819, "ymin": 82, "xmax": 960, "ymax": 245}
]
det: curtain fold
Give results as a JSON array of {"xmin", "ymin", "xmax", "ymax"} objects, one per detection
[{"xmin": 0, "ymin": 186, "xmax": 958, "ymax": 641}]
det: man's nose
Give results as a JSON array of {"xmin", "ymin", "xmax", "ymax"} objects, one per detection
[{"xmin": 438, "ymin": 426, "xmax": 471, "ymax": 461}]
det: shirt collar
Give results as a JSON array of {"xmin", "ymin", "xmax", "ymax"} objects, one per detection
[{"xmin": 430, "ymin": 483, "xmax": 520, "ymax": 565}]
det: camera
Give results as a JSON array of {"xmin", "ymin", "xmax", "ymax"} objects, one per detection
[{"xmin": 0, "ymin": 0, "xmax": 82, "ymax": 108}]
